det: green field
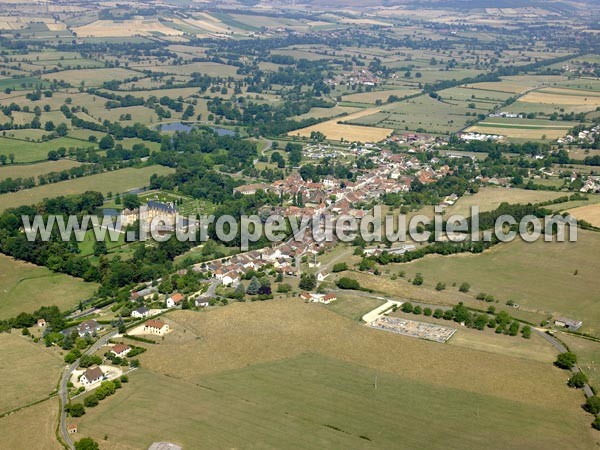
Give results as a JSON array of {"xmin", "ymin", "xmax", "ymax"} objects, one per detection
[
  {"xmin": 0, "ymin": 254, "xmax": 97, "ymax": 320},
  {"xmin": 397, "ymin": 229, "xmax": 600, "ymax": 335},
  {"xmin": 0, "ymin": 160, "xmax": 83, "ymax": 181},
  {"xmin": 0, "ymin": 165, "xmax": 174, "ymax": 211},
  {"xmin": 0, "ymin": 136, "xmax": 91, "ymax": 163}
]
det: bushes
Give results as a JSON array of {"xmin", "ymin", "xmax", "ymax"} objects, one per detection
[
  {"xmin": 555, "ymin": 352, "xmax": 577, "ymax": 370},
  {"xmin": 459, "ymin": 282, "xmax": 470, "ymax": 293},
  {"xmin": 332, "ymin": 262, "xmax": 348, "ymax": 273},
  {"xmin": 412, "ymin": 273, "xmax": 423, "ymax": 286},
  {"xmin": 83, "ymin": 380, "xmax": 122, "ymax": 408},
  {"xmin": 521, "ymin": 325, "xmax": 531, "ymax": 339},
  {"xmin": 584, "ymin": 396, "xmax": 600, "ymax": 415},
  {"xmin": 65, "ymin": 403, "xmax": 85, "ymax": 417},
  {"xmin": 567, "ymin": 372, "xmax": 588, "ymax": 389},
  {"xmin": 336, "ymin": 277, "xmax": 361, "ymax": 290},
  {"xmin": 79, "ymin": 354, "xmax": 101, "ymax": 368}
]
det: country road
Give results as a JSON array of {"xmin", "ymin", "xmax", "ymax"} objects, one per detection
[{"xmin": 58, "ymin": 330, "xmax": 118, "ymax": 449}]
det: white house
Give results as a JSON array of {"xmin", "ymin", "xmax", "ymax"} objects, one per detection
[
  {"xmin": 222, "ymin": 271, "xmax": 239, "ymax": 286},
  {"xmin": 195, "ymin": 297, "xmax": 210, "ymax": 308},
  {"xmin": 131, "ymin": 307, "xmax": 150, "ymax": 319},
  {"xmin": 166, "ymin": 293, "xmax": 184, "ymax": 308},
  {"xmin": 316, "ymin": 270, "xmax": 329, "ymax": 281},
  {"xmin": 80, "ymin": 366, "xmax": 104, "ymax": 386}
]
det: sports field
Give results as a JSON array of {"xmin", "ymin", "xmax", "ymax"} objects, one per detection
[
  {"xmin": 75, "ymin": 300, "xmax": 595, "ymax": 449},
  {"xmin": 0, "ymin": 165, "xmax": 174, "ymax": 211},
  {"xmin": 0, "ymin": 254, "xmax": 98, "ymax": 319},
  {"xmin": 0, "ymin": 332, "xmax": 63, "ymax": 413}
]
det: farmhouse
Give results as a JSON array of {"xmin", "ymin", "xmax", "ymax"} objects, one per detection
[
  {"xmin": 37, "ymin": 318, "xmax": 46, "ymax": 327},
  {"xmin": 554, "ymin": 317, "xmax": 583, "ymax": 331},
  {"xmin": 131, "ymin": 306, "xmax": 150, "ymax": 319},
  {"xmin": 111, "ymin": 344, "xmax": 131, "ymax": 358},
  {"xmin": 166, "ymin": 293, "xmax": 184, "ymax": 308},
  {"xmin": 144, "ymin": 319, "xmax": 169, "ymax": 335},
  {"xmin": 233, "ymin": 183, "xmax": 270, "ymax": 195},
  {"xmin": 80, "ymin": 366, "xmax": 104, "ymax": 386},
  {"xmin": 67, "ymin": 424, "xmax": 78, "ymax": 434},
  {"xmin": 148, "ymin": 443, "xmax": 182, "ymax": 450}
]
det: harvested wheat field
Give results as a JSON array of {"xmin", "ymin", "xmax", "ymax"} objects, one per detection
[
  {"xmin": 73, "ymin": 19, "xmax": 183, "ymax": 38},
  {"xmin": 520, "ymin": 88, "xmax": 600, "ymax": 106},
  {"xmin": 289, "ymin": 108, "xmax": 393, "ymax": 142},
  {"xmin": 466, "ymin": 124, "xmax": 569, "ymax": 139},
  {"xmin": 568, "ymin": 203, "xmax": 600, "ymax": 227}
]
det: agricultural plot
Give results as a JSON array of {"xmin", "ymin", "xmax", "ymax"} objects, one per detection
[
  {"xmin": 340, "ymin": 87, "xmax": 420, "ymax": 104},
  {"xmin": 0, "ymin": 159, "xmax": 82, "ymax": 181},
  {"xmin": 465, "ymin": 75, "xmax": 567, "ymax": 94},
  {"xmin": 0, "ymin": 333, "xmax": 63, "ymax": 413},
  {"xmin": 131, "ymin": 61, "xmax": 241, "ymax": 78},
  {"xmin": 567, "ymin": 204, "xmax": 600, "ymax": 227},
  {"xmin": 466, "ymin": 123, "xmax": 572, "ymax": 140},
  {"xmin": 73, "ymin": 19, "xmax": 184, "ymax": 38},
  {"xmin": 447, "ymin": 189, "xmax": 565, "ymax": 216},
  {"xmin": 0, "ymin": 165, "xmax": 174, "ymax": 211},
  {"xmin": 397, "ymin": 229, "xmax": 600, "ymax": 335},
  {"xmin": 366, "ymin": 92, "xmax": 500, "ymax": 135},
  {"xmin": 41, "ymin": 68, "xmax": 140, "ymax": 87},
  {"xmin": 290, "ymin": 107, "xmax": 393, "ymax": 142},
  {"xmin": 295, "ymin": 105, "xmax": 361, "ymax": 120},
  {"xmin": 0, "ymin": 398, "xmax": 61, "ymax": 450},
  {"xmin": 0, "ymin": 254, "xmax": 97, "ymax": 320},
  {"xmin": 76, "ymin": 301, "xmax": 595, "ymax": 449},
  {"xmin": 0, "ymin": 136, "xmax": 90, "ymax": 163}
]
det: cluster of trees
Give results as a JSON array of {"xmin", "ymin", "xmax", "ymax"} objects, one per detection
[
  {"xmin": 400, "ymin": 301, "xmax": 530, "ymax": 337},
  {"xmin": 83, "ymin": 379, "xmax": 122, "ymax": 408}
]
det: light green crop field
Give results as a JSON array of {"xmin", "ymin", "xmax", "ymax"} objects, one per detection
[
  {"xmin": 0, "ymin": 332, "xmax": 63, "ymax": 413},
  {"xmin": 0, "ymin": 165, "xmax": 174, "ymax": 211},
  {"xmin": 76, "ymin": 300, "xmax": 595, "ymax": 450},
  {"xmin": 0, "ymin": 136, "xmax": 90, "ymax": 163},
  {"xmin": 397, "ymin": 229, "xmax": 600, "ymax": 335},
  {"xmin": 0, "ymin": 254, "xmax": 98, "ymax": 320},
  {"xmin": 0, "ymin": 159, "xmax": 82, "ymax": 181}
]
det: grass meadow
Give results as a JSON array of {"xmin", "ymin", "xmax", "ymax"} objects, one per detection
[
  {"xmin": 0, "ymin": 398, "xmax": 61, "ymax": 450},
  {"xmin": 0, "ymin": 254, "xmax": 98, "ymax": 319},
  {"xmin": 76, "ymin": 300, "xmax": 596, "ymax": 449},
  {"xmin": 0, "ymin": 165, "xmax": 174, "ymax": 211},
  {"xmin": 0, "ymin": 332, "xmax": 63, "ymax": 413}
]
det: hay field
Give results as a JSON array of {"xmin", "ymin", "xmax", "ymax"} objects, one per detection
[
  {"xmin": 0, "ymin": 332, "xmax": 63, "ymax": 412},
  {"xmin": 341, "ymin": 87, "xmax": 419, "ymax": 104},
  {"xmin": 76, "ymin": 300, "xmax": 596, "ymax": 449},
  {"xmin": 567, "ymin": 203, "xmax": 600, "ymax": 227},
  {"xmin": 289, "ymin": 108, "xmax": 393, "ymax": 142},
  {"xmin": 396, "ymin": 229, "xmax": 600, "ymax": 335},
  {"xmin": 465, "ymin": 75, "xmax": 566, "ymax": 94},
  {"xmin": 466, "ymin": 124, "xmax": 569, "ymax": 139},
  {"xmin": 0, "ymin": 398, "xmax": 61, "ymax": 450},
  {"xmin": 295, "ymin": 105, "xmax": 360, "ymax": 120},
  {"xmin": 0, "ymin": 165, "xmax": 174, "ymax": 211},
  {"xmin": 73, "ymin": 19, "xmax": 183, "ymax": 38},
  {"xmin": 446, "ymin": 187, "xmax": 566, "ymax": 217},
  {"xmin": 0, "ymin": 160, "xmax": 82, "ymax": 181},
  {"xmin": 558, "ymin": 333, "xmax": 600, "ymax": 388},
  {"xmin": 520, "ymin": 88, "xmax": 600, "ymax": 107},
  {"xmin": 41, "ymin": 68, "xmax": 138, "ymax": 86},
  {"xmin": 0, "ymin": 254, "xmax": 98, "ymax": 319}
]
